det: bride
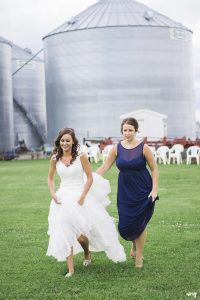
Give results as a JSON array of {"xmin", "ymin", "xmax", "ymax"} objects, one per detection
[{"xmin": 46, "ymin": 128, "xmax": 126, "ymax": 277}]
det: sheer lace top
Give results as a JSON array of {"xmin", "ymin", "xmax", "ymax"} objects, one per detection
[{"xmin": 116, "ymin": 142, "xmax": 146, "ymax": 172}]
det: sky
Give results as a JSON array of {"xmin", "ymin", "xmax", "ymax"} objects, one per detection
[
  {"xmin": 1, "ymin": 0, "xmax": 200, "ymax": 53},
  {"xmin": 0, "ymin": 0, "xmax": 200, "ymax": 117}
]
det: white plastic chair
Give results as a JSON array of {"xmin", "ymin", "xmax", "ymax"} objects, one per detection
[
  {"xmin": 88, "ymin": 145, "xmax": 101, "ymax": 163},
  {"xmin": 80, "ymin": 145, "xmax": 89, "ymax": 155},
  {"xmin": 148, "ymin": 146, "xmax": 156, "ymax": 156},
  {"xmin": 168, "ymin": 144, "xmax": 184, "ymax": 165},
  {"xmin": 186, "ymin": 146, "xmax": 200, "ymax": 165},
  {"xmin": 102, "ymin": 145, "xmax": 114, "ymax": 162},
  {"xmin": 154, "ymin": 146, "xmax": 169, "ymax": 165}
]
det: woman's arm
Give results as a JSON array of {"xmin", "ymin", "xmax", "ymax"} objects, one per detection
[
  {"xmin": 143, "ymin": 144, "xmax": 159, "ymax": 201},
  {"xmin": 96, "ymin": 146, "xmax": 117, "ymax": 176},
  {"xmin": 79, "ymin": 153, "xmax": 93, "ymax": 205},
  {"xmin": 47, "ymin": 157, "xmax": 61, "ymax": 204}
]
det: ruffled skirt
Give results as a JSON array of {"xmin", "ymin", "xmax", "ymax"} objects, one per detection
[{"xmin": 46, "ymin": 173, "xmax": 126, "ymax": 262}]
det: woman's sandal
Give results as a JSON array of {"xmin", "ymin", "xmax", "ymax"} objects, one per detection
[
  {"xmin": 130, "ymin": 248, "xmax": 144, "ymax": 261},
  {"xmin": 83, "ymin": 252, "xmax": 91, "ymax": 267},
  {"xmin": 135, "ymin": 257, "xmax": 144, "ymax": 268}
]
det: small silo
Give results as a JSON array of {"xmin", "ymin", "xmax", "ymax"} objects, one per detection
[
  {"xmin": 12, "ymin": 45, "xmax": 47, "ymax": 149},
  {"xmin": 0, "ymin": 36, "xmax": 14, "ymax": 152},
  {"xmin": 43, "ymin": 0, "xmax": 195, "ymax": 142}
]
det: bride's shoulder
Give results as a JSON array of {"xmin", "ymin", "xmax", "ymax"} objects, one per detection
[
  {"xmin": 49, "ymin": 154, "xmax": 57, "ymax": 168},
  {"xmin": 79, "ymin": 152, "xmax": 87, "ymax": 160},
  {"xmin": 50, "ymin": 153, "xmax": 57, "ymax": 162}
]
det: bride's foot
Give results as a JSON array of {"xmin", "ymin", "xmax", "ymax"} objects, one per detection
[
  {"xmin": 83, "ymin": 252, "xmax": 91, "ymax": 267},
  {"xmin": 65, "ymin": 272, "xmax": 74, "ymax": 278}
]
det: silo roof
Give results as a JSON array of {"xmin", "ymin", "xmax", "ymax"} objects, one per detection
[
  {"xmin": 12, "ymin": 44, "xmax": 43, "ymax": 61},
  {"xmin": 44, "ymin": 0, "xmax": 191, "ymax": 38},
  {"xmin": 0, "ymin": 36, "xmax": 12, "ymax": 46},
  {"xmin": 0, "ymin": 36, "xmax": 43, "ymax": 61}
]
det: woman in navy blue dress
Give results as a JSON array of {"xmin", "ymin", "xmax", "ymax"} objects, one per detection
[{"xmin": 96, "ymin": 118, "xmax": 159, "ymax": 268}]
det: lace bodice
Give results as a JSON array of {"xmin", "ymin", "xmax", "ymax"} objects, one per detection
[{"xmin": 56, "ymin": 156, "xmax": 84, "ymax": 188}]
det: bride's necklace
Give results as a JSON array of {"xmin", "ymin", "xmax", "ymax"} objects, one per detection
[{"xmin": 61, "ymin": 155, "xmax": 72, "ymax": 167}]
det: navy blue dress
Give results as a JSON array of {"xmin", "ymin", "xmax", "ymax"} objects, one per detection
[{"xmin": 116, "ymin": 142, "xmax": 156, "ymax": 241}]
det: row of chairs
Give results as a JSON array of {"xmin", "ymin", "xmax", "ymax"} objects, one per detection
[
  {"xmin": 151, "ymin": 145, "xmax": 200, "ymax": 165},
  {"xmin": 80, "ymin": 144, "xmax": 200, "ymax": 165}
]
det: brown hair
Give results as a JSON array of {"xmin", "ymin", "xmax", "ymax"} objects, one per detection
[
  {"xmin": 52, "ymin": 128, "xmax": 80, "ymax": 164},
  {"xmin": 121, "ymin": 118, "xmax": 139, "ymax": 133}
]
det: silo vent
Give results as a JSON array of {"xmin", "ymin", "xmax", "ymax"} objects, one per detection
[
  {"xmin": 24, "ymin": 48, "xmax": 32, "ymax": 54},
  {"xmin": 67, "ymin": 16, "xmax": 79, "ymax": 25},
  {"xmin": 143, "ymin": 10, "xmax": 154, "ymax": 21}
]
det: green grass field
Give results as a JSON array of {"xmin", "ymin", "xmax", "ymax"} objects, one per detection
[{"xmin": 0, "ymin": 160, "xmax": 200, "ymax": 300}]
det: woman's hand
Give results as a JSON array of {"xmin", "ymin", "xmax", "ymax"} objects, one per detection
[
  {"xmin": 95, "ymin": 146, "xmax": 117, "ymax": 176},
  {"xmin": 148, "ymin": 190, "xmax": 158, "ymax": 202},
  {"xmin": 52, "ymin": 194, "xmax": 61, "ymax": 205}
]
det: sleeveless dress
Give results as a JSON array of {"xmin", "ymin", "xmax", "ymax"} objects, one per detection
[
  {"xmin": 46, "ymin": 155, "xmax": 126, "ymax": 263},
  {"xmin": 116, "ymin": 142, "xmax": 157, "ymax": 241}
]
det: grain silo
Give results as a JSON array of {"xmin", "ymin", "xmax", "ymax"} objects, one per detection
[
  {"xmin": 12, "ymin": 45, "xmax": 47, "ymax": 149},
  {"xmin": 194, "ymin": 60, "xmax": 200, "ymax": 126},
  {"xmin": 43, "ymin": 0, "xmax": 195, "ymax": 142},
  {"xmin": 0, "ymin": 37, "xmax": 14, "ymax": 152}
]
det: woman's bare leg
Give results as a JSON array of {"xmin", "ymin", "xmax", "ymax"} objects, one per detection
[
  {"xmin": 130, "ymin": 241, "xmax": 136, "ymax": 258},
  {"xmin": 134, "ymin": 228, "xmax": 147, "ymax": 267}
]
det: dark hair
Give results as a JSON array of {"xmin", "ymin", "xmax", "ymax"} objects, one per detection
[
  {"xmin": 121, "ymin": 118, "xmax": 139, "ymax": 133},
  {"xmin": 52, "ymin": 128, "xmax": 80, "ymax": 164}
]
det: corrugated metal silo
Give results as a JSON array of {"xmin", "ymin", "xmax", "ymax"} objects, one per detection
[
  {"xmin": 0, "ymin": 37, "xmax": 14, "ymax": 152},
  {"xmin": 12, "ymin": 45, "xmax": 47, "ymax": 149},
  {"xmin": 43, "ymin": 0, "xmax": 195, "ymax": 142},
  {"xmin": 194, "ymin": 60, "xmax": 200, "ymax": 125}
]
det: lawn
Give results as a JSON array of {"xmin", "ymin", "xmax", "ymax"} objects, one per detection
[{"xmin": 0, "ymin": 159, "xmax": 199, "ymax": 300}]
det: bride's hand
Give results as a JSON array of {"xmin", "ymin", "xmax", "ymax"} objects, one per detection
[
  {"xmin": 78, "ymin": 196, "xmax": 85, "ymax": 206},
  {"xmin": 52, "ymin": 194, "xmax": 61, "ymax": 205}
]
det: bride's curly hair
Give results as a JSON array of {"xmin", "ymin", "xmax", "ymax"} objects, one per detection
[{"xmin": 52, "ymin": 128, "xmax": 80, "ymax": 164}]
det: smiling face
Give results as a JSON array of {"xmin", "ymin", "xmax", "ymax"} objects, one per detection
[
  {"xmin": 60, "ymin": 133, "xmax": 74, "ymax": 153},
  {"xmin": 122, "ymin": 123, "xmax": 136, "ymax": 141}
]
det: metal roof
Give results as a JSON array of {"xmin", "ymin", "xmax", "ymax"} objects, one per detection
[
  {"xmin": 120, "ymin": 109, "xmax": 167, "ymax": 119},
  {"xmin": 44, "ymin": 0, "xmax": 191, "ymax": 38}
]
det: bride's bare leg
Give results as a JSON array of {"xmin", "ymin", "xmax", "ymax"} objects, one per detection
[
  {"xmin": 78, "ymin": 235, "xmax": 90, "ymax": 259},
  {"xmin": 78, "ymin": 235, "xmax": 91, "ymax": 266},
  {"xmin": 66, "ymin": 247, "xmax": 74, "ymax": 275}
]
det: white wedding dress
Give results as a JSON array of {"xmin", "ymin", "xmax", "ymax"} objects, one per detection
[{"xmin": 46, "ymin": 155, "xmax": 126, "ymax": 262}]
